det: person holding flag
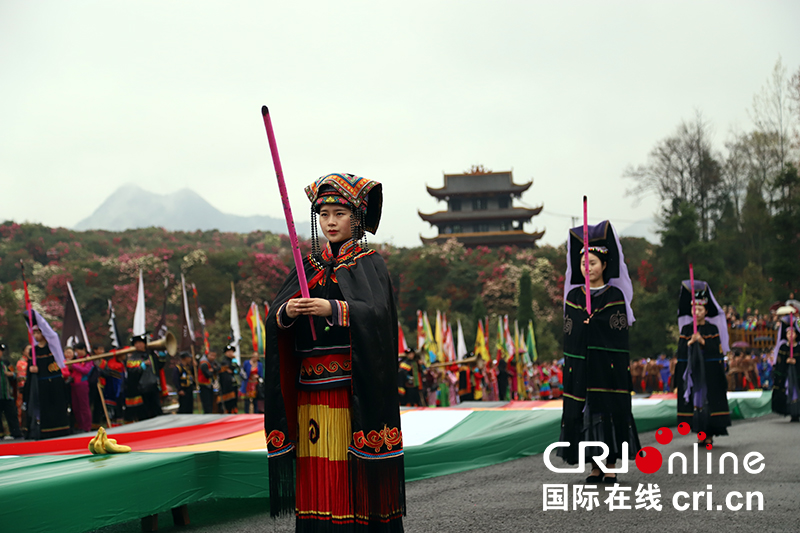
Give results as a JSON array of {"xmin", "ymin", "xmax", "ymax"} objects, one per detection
[
  {"xmin": 22, "ymin": 311, "xmax": 71, "ymax": 439},
  {"xmin": 264, "ymin": 172, "xmax": 404, "ymax": 531},
  {"xmin": 558, "ymin": 219, "xmax": 640, "ymax": 483}
]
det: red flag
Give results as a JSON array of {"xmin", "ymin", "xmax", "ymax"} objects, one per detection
[{"xmin": 398, "ymin": 322, "xmax": 409, "ymax": 355}]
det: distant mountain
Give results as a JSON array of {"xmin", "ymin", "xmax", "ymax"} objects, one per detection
[
  {"xmin": 619, "ymin": 217, "xmax": 659, "ymax": 244},
  {"xmin": 74, "ymin": 184, "xmax": 310, "ymax": 236}
]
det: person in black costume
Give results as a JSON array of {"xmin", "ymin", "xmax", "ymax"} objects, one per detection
[
  {"xmin": 558, "ymin": 220, "xmax": 640, "ymax": 484},
  {"xmin": 398, "ymin": 349, "xmax": 423, "ymax": 407},
  {"xmin": 0, "ymin": 343, "xmax": 23, "ymax": 439},
  {"xmin": 23, "ymin": 318, "xmax": 71, "ymax": 439},
  {"xmin": 264, "ymin": 173, "xmax": 404, "ymax": 532},
  {"xmin": 771, "ymin": 311, "xmax": 800, "ymax": 422},
  {"xmin": 219, "ymin": 345, "xmax": 238, "ymax": 413},
  {"xmin": 197, "ymin": 351, "xmax": 217, "ymax": 414},
  {"xmin": 675, "ymin": 280, "xmax": 731, "ymax": 446},
  {"xmin": 173, "ymin": 351, "xmax": 195, "ymax": 414},
  {"xmin": 124, "ymin": 334, "xmax": 164, "ymax": 421}
]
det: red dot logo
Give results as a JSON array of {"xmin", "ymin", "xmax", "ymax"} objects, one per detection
[
  {"xmin": 677, "ymin": 422, "xmax": 690, "ymax": 435},
  {"xmin": 698, "ymin": 431, "xmax": 706, "ymax": 441},
  {"xmin": 655, "ymin": 427, "xmax": 673, "ymax": 445},
  {"xmin": 705, "ymin": 442, "xmax": 713, "ymax": 450},
  {"xmin": 635, "ymin": 446, "xmax": 663, "ymax": 474}
]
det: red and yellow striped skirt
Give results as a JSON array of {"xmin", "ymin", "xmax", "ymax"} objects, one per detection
[{"xmin": 296, "ymin": 387, "xmax": 354, "ymax": 528}]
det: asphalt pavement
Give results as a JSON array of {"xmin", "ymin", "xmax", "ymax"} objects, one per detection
[{"xmin": 94, "ymin": 413, "xmax": 800, "ymax": 533}]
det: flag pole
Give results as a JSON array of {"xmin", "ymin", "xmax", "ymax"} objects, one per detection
[
  {"xmin": 261, "ymin": 106, "xmax": 316, "ymax": 340},
  {"xmin": 582, "ymin": 196, "xmax": 592, "ymax": 315},
  {"xmin": 20, "ymin": 260, "xmax": 40, "ymax": 439},
  {"xmin": 689, "ymin": 263, "xmax": 698, "ymax": 335}
]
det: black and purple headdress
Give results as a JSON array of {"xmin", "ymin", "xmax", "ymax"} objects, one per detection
[
  {"xmin": 678, "ymin": 280, "xmax": 729, "ymax": 354},
  {"xmin": 563, "ymin": 220, "xmax": 635, "ymax": 325},
  {"xmin": 772, "ymin": 305, "xmax": 800, "ymax": 361}
]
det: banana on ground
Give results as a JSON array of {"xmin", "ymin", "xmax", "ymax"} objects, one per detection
[{"xmin": 88, "ymin": 427, "xmax": 132, "ymax": 454}]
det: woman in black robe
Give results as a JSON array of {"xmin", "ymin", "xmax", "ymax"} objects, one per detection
[
  {"xmin": 264, "ymin": 173, "xmax": 404, "ymax": 533},
  {"xmin": 558, "ymin": 220, "xmax": 640, "ymax": 483},
  {"xmin": 674, "ymin": 281, "xmax": 731, "ymax": 445},
  {"xmin": 771, "ymin": 315, "xmax": 800, "ymax": 422},
  {"xmin": 23, "ymin": 321, "xmax": 70, "ymax": 439}
]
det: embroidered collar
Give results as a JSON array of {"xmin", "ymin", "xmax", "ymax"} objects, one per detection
[{"xmin": 321, "ymin": 239, "xmax": 359, "ymax": 263}]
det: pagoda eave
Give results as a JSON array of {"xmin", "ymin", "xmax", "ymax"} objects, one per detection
[
  {"xmin": 420, "ymin": 229, "xmax": 545, "ymax": 248},
  {"xmin": 426, "ymin": 181, "xmax": 532, "ymax": 199},
  {"xmin": 418, "ymin": 205, "xmax": 543, "ymax": 224}
]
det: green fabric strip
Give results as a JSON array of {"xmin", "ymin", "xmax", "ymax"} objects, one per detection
[
  {"xmin": 0, "ymin": 393, "xmax": 774, "ymax": 533},
  {"xmin": 564, "ymin": 352, "xmax": 585, "ymax": 360},
  {"xmin": 563, "ymin": 393, "xmax": 585, "ymax": 402},
  {"xmin": 587, "ymin": 346, "xmax": 630, "ymax": 354},
  {"xmin": 593, "ymin": 300, "xmax": 626, "ymax": 313}
]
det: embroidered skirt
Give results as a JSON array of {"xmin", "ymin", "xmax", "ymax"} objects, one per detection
[{"xmin": 296, "ymin": 387, "xmax": 354, "ymax": 531}]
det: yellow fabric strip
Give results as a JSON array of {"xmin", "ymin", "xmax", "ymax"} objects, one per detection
[{"xmin": 297, "ymin": 403, "xmax": 351, "ymax": 461}]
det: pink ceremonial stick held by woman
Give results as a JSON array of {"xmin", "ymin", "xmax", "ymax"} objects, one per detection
[
  {"xmin": 261, "ymin": 106, "xmax": 316, "ymax": 340},
  {"xmin": 583, "ymin": 196, "xmax": 591, "ymax": 315},
  {"xmin": 689, "ymin": 263, "xmax": 698, "ymax": 335}
]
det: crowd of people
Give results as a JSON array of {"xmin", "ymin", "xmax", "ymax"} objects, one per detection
[
  {"xmin": 0, "ymin": 332, "xmax": 266, "ymax": 440},
  {"xmin": 399, "ymin": 350, "xmax": 573, "ymax": 407},
  {"xmin": 397, "ymin": 344, "xmax": 779, "ymax": 409}
]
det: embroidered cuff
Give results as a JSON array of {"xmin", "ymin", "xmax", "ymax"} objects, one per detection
[
  {"xmin": 277, "ymin": 302, "xmax": 297, "ymax": 329},
  {"xmin": 326, "ymin": 300, "xmax": 350, "ymax": 327}
]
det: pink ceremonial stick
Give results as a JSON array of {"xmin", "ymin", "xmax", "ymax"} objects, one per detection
[
  {"xmin": 582, "ymin": 196, "xmax": 591, "ymax": 315},
  {"xmin": 689, "ymin": 263, "xmax": 698, "ymax": 335},
  {"xmin": 261, "ymin": 106, "xmax": 316, "ymax": 340}
]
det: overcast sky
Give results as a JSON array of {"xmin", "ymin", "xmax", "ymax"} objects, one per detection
[{"xmin": 1, "ymin": 1, "xmax": 798, "ymax": 248}]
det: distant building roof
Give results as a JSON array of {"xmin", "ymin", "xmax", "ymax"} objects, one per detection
[
  {"xmin": 418, "ymin": 206, "xmax": 543, "ymax": 224},
  {"xmin": 427, "ymin": 171, "xmax": 532, "ymax": 199}
]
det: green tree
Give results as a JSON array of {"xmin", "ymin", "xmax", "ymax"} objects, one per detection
[
  {"xmin": 769, "ymin": 164, "xmax": 800, "ymax": 297},
  {"xmin": 517, "ymin": 270, "xmax": 533, "ymax": 326},
  {"xmin": 741, "ymin": 179, "xmax": 772, "ymax": 271}
]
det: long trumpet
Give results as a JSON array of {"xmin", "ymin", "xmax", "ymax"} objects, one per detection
[{"xmin": 65, "ymin": 332, "xmax": 178, "ymax": 365}]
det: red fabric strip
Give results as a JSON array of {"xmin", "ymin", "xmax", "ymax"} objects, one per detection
[
  {"xmin": 296, "ymin": 456, "xmax": 352, "ymax": 520},
  {"xmin": 0, "ymin": 415, "xmax": 264, "ymax": 456}
]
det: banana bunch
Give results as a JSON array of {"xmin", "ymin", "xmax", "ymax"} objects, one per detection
[{"xmin": 88, "ymin": 427, "xmax": 132, "ymax": 454}]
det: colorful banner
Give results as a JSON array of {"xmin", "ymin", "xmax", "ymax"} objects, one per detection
[{"xmin": 245, "ymin": 302, "xmax": 266, "ymax": 355}]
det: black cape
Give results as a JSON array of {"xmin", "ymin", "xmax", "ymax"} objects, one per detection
[
  {"xmin": 264, "ymin": 247, "xmax": 404, "ymax": 520},
  {"xmin": 675, "ymin": 323, "xmax": 731, "ymax": 436},
  {"xmin": 558, "ymin": 286, "xmax": 640, "ymax": 464}
]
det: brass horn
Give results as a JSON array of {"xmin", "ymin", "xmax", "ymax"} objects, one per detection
[{"xmin": 65, "ymin": 331, "xmax": 178, "ymax": 365}]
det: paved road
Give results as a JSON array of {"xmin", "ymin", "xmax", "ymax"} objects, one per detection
[{"xmin": 94, "ymin": 414, "xmax": 800, "ymax": 532}]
